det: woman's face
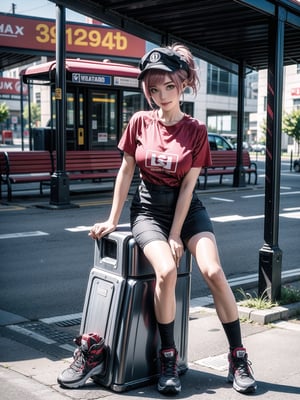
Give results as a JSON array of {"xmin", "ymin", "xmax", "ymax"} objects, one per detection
[{"xmin": 148, "ymin": 76, "xmax": 184, "ymax": 112}]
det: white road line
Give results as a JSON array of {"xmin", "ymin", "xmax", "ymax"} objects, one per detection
[
  {"xmin": 211, "ymin": 214, "xmax": 264, "ymax": 222},
  {"xmin": 210, "ymin": 197, "xmax": 234, "ymax": 202},
  {"xmin": 283, "ymin": 207, "xmax": 300, "ymax": 211},
  {"xmin": 65, "ymin": 226, "xmax": 92, "ymax": 232},
  {"xmin": 280, "ymin": 211, "xmax": 300, "ymax": 219},
  {"xmin": 0, "ymin": 231, "xmax": 49, "ymax": 240},
  {"xmin": 242, "ymin": 193, "xmax": 265, "ymax": 198}
]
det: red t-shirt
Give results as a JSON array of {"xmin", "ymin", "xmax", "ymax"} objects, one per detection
[{"xmin": 118, "ymin": 110, "xmax": 212, "ymax": 187}]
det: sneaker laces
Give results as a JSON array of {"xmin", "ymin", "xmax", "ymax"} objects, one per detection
[
  {"xmin": 160, "ymin": 350, "xmax": 178, "ymax": 377},
  {"xmin": 70, "ymin": 348, "xmax": 86, "ymax": 372},
  {"xmin": 234, "ymin": 355, "xmax": 254, "ymax": 378}
]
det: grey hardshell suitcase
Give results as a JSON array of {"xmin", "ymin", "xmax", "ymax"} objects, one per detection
[{"xmin": 80, "ymin": 225, "xmax": 191, "ymax": 392}]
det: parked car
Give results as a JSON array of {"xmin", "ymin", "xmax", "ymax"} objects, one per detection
[
  {"xmin": 294, "ymin": 159, "xmax": 300, "ymax": 172},
  {"xmin": 250, "ymin": 143, "xmax": 266, "ymax": 154},
  {"xmin": 208, "ymin": 133, "xmax": 234, "ymax": 151}
]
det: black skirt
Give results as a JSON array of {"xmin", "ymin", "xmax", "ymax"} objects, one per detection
[{"xmin": 130, "ymin": 180, "xmax": 214, "ymax": 250}]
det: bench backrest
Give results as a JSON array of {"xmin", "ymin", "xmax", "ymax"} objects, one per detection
[
  {"xmin": 209, "ymin": 150, "xmax": 252, "ymax": 168},
  {"xmin": 4, "ymin": 151, "xmax": 53, "ymax": 175},
  {"xmin": 52, "ymin": 150, "xmax": 122, "ymax": 172}
]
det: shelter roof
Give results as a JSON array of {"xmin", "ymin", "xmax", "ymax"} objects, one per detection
[{"xmin": 48, "ymin": 0, "xmax": 300, "ymax": 73}]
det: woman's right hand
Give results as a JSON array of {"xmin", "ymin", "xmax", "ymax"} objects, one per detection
[{"xmin": 88, "ymin": 221, "xmax": 116, "ymax": 240}]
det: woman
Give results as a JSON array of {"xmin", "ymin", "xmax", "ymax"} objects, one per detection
[{"xmin": 89, "ymin": 44, "xmax": 256, "ymax": 395}]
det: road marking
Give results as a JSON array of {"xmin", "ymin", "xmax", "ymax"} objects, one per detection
[
  {"xmin": 210, "ymin": 197, "xmax": 234, "ymax": 202},
  {"xmin": 211, "ymin": 214, "xmax": 264, "ymax": 222},
  {"xmin": 0, "ymin": 231, "xmax": 49, "ymax": 239},
  {"xmin": 283, "ymin": 207, "xmax": 300, "ymax": 211},
  {"xmin": 242, "ymin": 193, "xmax": 265, "ymax": 198},
  {"xmin": 242, "ymin": 190, "xmax": 300, "ymax": 199},
  {"xmin": 280, "ymin": 191, "xmax": 300, "ymax": 196},
  {"xmin": 280, "ymin": 211, "xmax": 300, "ymax": 219},
  {"xmin": 65, "ymin": 225, "xmax": 92, "ymax": 232}
]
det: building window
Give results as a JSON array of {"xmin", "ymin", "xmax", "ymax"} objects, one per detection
[
  {"xmin": 293, "ymin": 98, "xmax": 300, "ymax": 110},
  {"xmin": 264, "ymin": 96, "xmax": 267, "ymax": 111},
  {"xmin": 207, "ymin": 64, "xmax": 257, "ymax": 99},
  {"xmin": 207, "ymin": 64, "xmax": 238, "ymax": 97}
]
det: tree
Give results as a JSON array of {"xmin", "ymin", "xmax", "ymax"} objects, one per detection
[
  {"xmin": 282, "ymin": 109, "xmax": 300, "ymax": 142},
  {"xmin": 23, "ymin": 103, "xmax": 41, "ymax": 128},
  {"xmin": 282, "ymin": 109, "xmax": 300, "ymax": 156},
  {"xmin": 0, "ymin": 102, "xmax": 9, "ymax": 123}
]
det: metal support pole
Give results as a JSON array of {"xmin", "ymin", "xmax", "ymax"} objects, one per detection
[
  {"xmin": 233, "ymin": 60, "xmax": 246, "ymax": 187},
  {"xmin": 258, "ymin": 6, "xmax": 285, "ymax": 301},
  {"xmin": 20, "ymin": 75, "xmax": 24, "ymax": 151},
  {"xmin": 49, "ymin": 5, "xmax": 72, "ymax": 207},
  {"xmin": 28, "ymin": 84, "xmax": 32, "ymax": 151}
]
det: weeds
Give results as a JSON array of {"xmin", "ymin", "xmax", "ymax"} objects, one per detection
[
  {"xmin": 236, "ymin": 285, "xmax": 300, "ymax": 310},
  {"xmin": 236, "ymin": 288, "xmax": 278, "ymax": 309},
  {"xmin": 279, "ymin": 285, "xmax": 300, "ymax": 305}
]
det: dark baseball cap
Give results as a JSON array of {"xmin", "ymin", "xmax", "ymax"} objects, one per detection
[{"xmin": 138, "ymin": 47, "xmax": 189, "ymax": 80}]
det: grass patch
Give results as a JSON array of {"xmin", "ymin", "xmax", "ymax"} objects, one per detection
[
  {"xmin": 236, "ymin": 288, "xmax": 278, "ymax": 309},
  {"xmin": 279, "ymin": 285, "xmax": 300, "ymax": 305},
  {"xmin": 236, "ymin": 285, "xmax": 300, "ymax": 310}
]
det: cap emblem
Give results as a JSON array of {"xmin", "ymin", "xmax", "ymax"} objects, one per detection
[{"xmin": 149, "ymin": 51, "xmax": 161, "ymax": 63}]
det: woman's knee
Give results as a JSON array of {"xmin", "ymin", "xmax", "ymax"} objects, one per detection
[
  {"xmin": 201, "ymin": 263, "xmax": 225, "ymax": 286},
  {"xmin": 156, "ymin": 261, "xmax": 177, "ymax": 286}
]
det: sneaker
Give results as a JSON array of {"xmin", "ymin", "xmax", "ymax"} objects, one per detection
[
  {"xmin": 227, "ymin": 347, "xmax": 257, "ymax": 393},
  {"xmin": 157, "ymin": 348, "xmax": 181, "ymax": 395},
  {"xmin": 57, "ymin": 333, "xmax": 106, "ymax": 389}
]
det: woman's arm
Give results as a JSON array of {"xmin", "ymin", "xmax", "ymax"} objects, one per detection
[{"xmin": 89, "ymin": 152, "xmax": 136, "ymax": 239}]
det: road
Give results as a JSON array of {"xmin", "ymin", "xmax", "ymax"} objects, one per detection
[{"xmin": 0, "ymin": 158, "xmax": 299, "ymax": 323}]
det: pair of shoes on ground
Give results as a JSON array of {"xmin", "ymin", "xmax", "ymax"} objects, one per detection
[
  {"xmin": 57, "ymin": 338, "xmax": 257, "ymax": 394},
  {"xmin": 57, "ymin": 332, "xmax": 106, "ymax": 389},
  {"xmin": 158, "ymin": 346, "xmax": 257, "ymax": 395}
]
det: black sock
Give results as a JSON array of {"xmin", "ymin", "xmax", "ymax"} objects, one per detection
[
  {"xmin": 157, "ymin": 321, "xmax": 175, "ymax": 349},
  {"xmin": 222, "ymin": 319, "xmax": 243, "ymax": 351}
]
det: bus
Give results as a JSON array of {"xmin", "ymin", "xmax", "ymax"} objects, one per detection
[
  {"xmin": 21, "ymin": 58, "xmax": 144, "ymax": 151},
  {"xmin": 21, "ymin": 57, "xmax": 195, "ymax": 152}
]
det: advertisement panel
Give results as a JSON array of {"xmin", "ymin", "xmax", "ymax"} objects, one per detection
[
  {"xmin": 0, "ymin": 14, "xmax": 145, "ymax": 58},
  {"xmin": 0, "ymin": 77, "xmax": 28, "ymax": 99}
]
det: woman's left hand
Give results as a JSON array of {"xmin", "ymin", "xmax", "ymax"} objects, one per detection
[{"xmin": 168, "ymin": 234, "xmax": 184, "ymax": 267}]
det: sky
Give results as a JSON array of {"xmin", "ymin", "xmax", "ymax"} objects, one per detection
[{"xmin": 1, "ymin": 0, "xmax": 86, "ymax": 22}]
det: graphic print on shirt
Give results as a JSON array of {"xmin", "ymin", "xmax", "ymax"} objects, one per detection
[{"xmin": 145, "ymin": 150, "xmax": 179, "ymax": 173}]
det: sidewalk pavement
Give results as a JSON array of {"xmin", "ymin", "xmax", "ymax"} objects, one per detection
[{"xmin": 1, "ymin": 300, "xmax": 300, "ymax": 400}]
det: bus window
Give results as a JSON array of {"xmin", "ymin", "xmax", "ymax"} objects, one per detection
[
  {"xmin": 91, "ymin": 91, "xmax": 117, "ymax": 148},
  {"xmin": 122, "ymin": 91, "xmax": 144, "ymax": 130},
  {"xmin": 66, "ymin": 93, "xmax": 74, "ymax": 126}
]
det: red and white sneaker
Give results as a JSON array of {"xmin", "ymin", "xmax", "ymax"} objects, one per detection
[
  {"xmin": 227, "ymin": 347, "xmax": 257, "ymax": 393},
  {"xmin": 57, "ymin": 333, "xmax": 106, "ymax": 389}
]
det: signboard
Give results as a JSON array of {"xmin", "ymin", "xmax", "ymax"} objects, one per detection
[
  {"xmin": 72, "ymin": 73, "xmax": 112, "ymax": 85},
  {"xmin": 0, "ymin": 13, "xmax": 145, "ymax": 58},
  {"xmin": 291, "ymin": 87, "xmax": 300, "ymax": 96},
  {"xmin": 0, "ymin": 77, "xmax": 28, "ymax": 99}
]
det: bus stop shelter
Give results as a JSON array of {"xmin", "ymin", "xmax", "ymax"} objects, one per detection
[{"xmin": 48, "ymin": 0, "xmax": 300, "ymax": 300}]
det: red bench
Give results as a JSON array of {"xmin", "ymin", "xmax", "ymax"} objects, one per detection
[
  {"xmin": 199, "ymin": 150, "xmax": 257, "ymax": 189},
  {"xmin": 0, "ymin": 151, "xmax": 54, "ymax": 201},
  {"xmin": 52, "ymin": 150, "xmax": 122, "ymax": 184},
  {"xmin": 1, "ymin": 150, "xmax": 122, "ymax": 201}
]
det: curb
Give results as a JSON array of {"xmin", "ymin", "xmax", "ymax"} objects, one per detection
[{"xmin": 237, "ymin": 301, "xmax": 300, "ymax": 324}]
